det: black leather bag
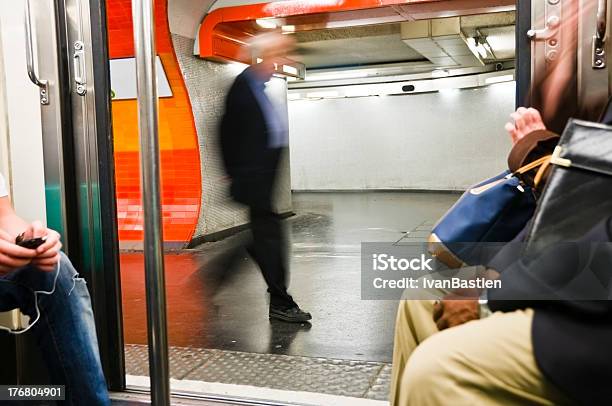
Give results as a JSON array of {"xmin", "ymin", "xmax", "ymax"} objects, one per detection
[{"xmin": 524, "ymin": 119, "xmax": 612, "ymax": 256}]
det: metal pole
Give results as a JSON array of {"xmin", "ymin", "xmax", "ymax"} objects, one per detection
[{"xmin": 131, "ymin": 0, "xmax": 170, "ymax": 404}]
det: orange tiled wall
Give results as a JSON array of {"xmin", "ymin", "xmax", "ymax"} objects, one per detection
[{"xmin": 107, "ymin": 0, "xmax": 201, "ymax": 243}]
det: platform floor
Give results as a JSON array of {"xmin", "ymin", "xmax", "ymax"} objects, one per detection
[
  {"xmin": 120, "ymin": 192, "xmax": 457, "ymax": 400},
  {"xmin": 124, "ymin": 344, "xmax": 391, "ymax": 401}
]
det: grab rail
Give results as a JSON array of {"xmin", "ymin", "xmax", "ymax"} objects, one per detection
[
  {"xmin": 593, "ymin": 0, "xmax": 607, "ymax": 68},
  {"xmin": 24, "ymin": 0, "xmax": 49, "ymax": 104}
]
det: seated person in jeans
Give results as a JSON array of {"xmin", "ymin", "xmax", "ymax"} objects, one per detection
[
  {"xmin": 390, "ymin": 107, "xmax": 612, "ymax": 405},
  {"xmin": 0, "ymin": 174, "xmax": 109, "ymax": 405}
]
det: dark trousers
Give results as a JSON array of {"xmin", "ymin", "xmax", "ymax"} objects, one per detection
[
  {"xmin": 230, "ymin": 148, "xmax": 296, "ymax": 308},
  {"xmin": 248, "ymin": 205, "xmax": 296, "ymax": 308}
]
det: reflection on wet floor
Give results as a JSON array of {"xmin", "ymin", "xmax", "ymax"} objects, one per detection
[{"xmin": 121, "ymin": 192, "xmax": 458, "ymax": 363}]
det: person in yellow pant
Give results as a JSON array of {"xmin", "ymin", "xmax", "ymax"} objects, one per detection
[
  {"xmin": 389, "ymin": 107, "xmax": 575, "ymax": 405},
  {"xmin": 389, "ymin": 300, "xmax": 571, "ymax": 406}
]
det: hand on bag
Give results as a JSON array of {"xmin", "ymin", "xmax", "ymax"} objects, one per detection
[
  {"xmin": 0, "ymin": 229, "xmax": 37, "ymax": 276},
  {"xmin": 433, "ymin": 296, "xmax": 480, "ymax": 331},
  {"xmin": 505, "ymin": 107, "xmax": 547, "ymax": 145}
]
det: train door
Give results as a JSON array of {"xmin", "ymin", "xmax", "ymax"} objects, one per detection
[
  {"xmin": 528, "ymin": 0, "xmax": 611, "ymax": 128},
  {"xmin": 0, "ymin": 0, "xmax": 124, "ymax": 389}
]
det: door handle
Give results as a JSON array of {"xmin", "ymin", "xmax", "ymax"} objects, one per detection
[
  {"xmin": 593, "ymin": 0, "xmax": 607, "ymax": 69},
  {"xmin": 73, "ymin": 41, "xmax": 87, "ymax": 95},
  {"xmin": 527, "ymin": 16, "xmax": 561, "ymax": 41},
  {"xmin": 24, "ymin": 0, "xmax": 49, "ymax": 105}
]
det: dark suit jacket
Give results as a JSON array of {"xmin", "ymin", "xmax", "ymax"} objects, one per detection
[
  {"xmin": 220, "ymin": 68, "xmax": 281, "ymax": 208},
  {"xmin": 487, "ymin": 217, "xmax": 612, "ymax": 405}
]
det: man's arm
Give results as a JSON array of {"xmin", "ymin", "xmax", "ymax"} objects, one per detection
[
  {"xmin": 0, "ymin": 196, "xmax": 62, "ymax": 272},
  {"xmin": 0, "ymin": 196, "xmax": 30, "ymax": 239},
  {"xmin": 0, "ymin": 197, "xmax": 38, "ymax": 275}
]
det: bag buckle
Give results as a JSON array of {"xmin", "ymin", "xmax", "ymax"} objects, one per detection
[{"xmin": 550, "ymin": 146, "xmax": 572, "ymax": 168}]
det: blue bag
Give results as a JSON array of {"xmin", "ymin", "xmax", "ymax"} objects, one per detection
[{"xmin": 428, "ymin": 156, "xmax": 550, "ymax": 268}]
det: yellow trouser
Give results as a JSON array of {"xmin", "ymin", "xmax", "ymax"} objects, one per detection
[{"xmin": 390, "ymin": 300, "xmax": 571, "ymax": 406}]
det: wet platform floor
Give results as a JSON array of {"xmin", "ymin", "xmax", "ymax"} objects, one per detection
[{"xmin": 120, "ymin": 192, "xmax": 457, "ymax": 397}]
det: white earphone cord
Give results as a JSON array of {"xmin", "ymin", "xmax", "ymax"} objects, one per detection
[{"xmin": 0, "ymin": 261, "xmax": 62, "ymax": 335}]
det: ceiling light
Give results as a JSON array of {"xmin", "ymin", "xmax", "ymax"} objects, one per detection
[
  {"xmin": 281, "ymin": 25, "xmax": 296, "ymax": 33},
  {"xmin": 475, "ymin": 43, "xmax": 488, "ymax": 58},
  {"xmin": 256, "ymin": 19, "xmax": 277, "ymax": 29},
  {"xmin": 431, "ymin": 69, "xmax": 450, "ymax": 78},
  {"xmin": 283, "ymin": 65, "xmax": 298, "ymax": 76},
  {"xmin": 485, "ymin": 74, "xmax": 514, "ymax": 85},
  {"xmin": 486, "ymin": 34, "xmax": 515, "ymax": 53}
]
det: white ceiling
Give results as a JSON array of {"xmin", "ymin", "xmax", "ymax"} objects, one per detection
[{"xmin": 168, "ymin": 0, "xmax": 216, "ymax": 39}]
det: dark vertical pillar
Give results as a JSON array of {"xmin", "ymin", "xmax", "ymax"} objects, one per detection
[
  {"xmin": 516, "ymin": 0, "xmax": 532, "ymax": 108},
  {"xmin": 87, "ymin": 0, "xmax": 125, "ymax": 391}
]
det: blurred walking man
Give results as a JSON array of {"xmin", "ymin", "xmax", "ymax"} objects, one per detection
[{"xmin": 220, "ymin": 33, "xmax": 311, "ymax": 323}]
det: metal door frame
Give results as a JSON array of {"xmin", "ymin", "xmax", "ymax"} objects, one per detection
[
  {"xmin": 516, "ymin": 0, "xmax": 532, "ymax": 107},
  {"xmin": 61, "ymin": 0, "xmax": 125, "ymax": 390}
]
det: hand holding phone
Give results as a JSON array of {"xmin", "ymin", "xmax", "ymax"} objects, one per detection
[{"xmin": 15, "ymin": 233, "xmax": 47, "ymax": 249}]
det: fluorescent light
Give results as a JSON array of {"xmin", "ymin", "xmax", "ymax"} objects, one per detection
[
  {"xmin": 476, "ymin": 43, "xmax": 488, "ymax": 58},
  {"xmin": 281, "ymin": 25, "xmax": 296, "ymax": 33},
  {"xmin": 466, "ymin": 37, "xmax": 486, "ymax": 60},
  {"xmin": 486, "ymin": 33, "xmax": 515, "ymax": 54},
  {"xmin": 485, "ymin": 75, "xmax": 514, "ymax": 85},
  {"xmin": 283, "ymin": 65, "xmax": 298, "ymax": 75},
  {"xmin": 431, "ymin": 69, "xmax": 450, "ymax": 78},
  {"xmin": 256, "ymin": 58, "xmax": 263, "ymax": 63},
  {"xmin": 256, "ymin": 19, "xmax": 277, "ymax": 29}
]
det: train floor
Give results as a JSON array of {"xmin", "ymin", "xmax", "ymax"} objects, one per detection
[{"xmin": 119, "ymin": 191, "xmax": 458, "ymax": 403}]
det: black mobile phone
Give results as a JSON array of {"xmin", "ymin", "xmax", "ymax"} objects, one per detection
[{"xmin": 15, "ymin": 234, "xmax": 47, "ymax": 249}]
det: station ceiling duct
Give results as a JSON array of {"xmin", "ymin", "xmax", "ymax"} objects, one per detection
[
  {"xmin": 400, "ymin": 17, "xmax": 484, "ymax": 67},
  {"xmin": 196, "ymin": 0, "xmax": 515, "ymax": 64}
]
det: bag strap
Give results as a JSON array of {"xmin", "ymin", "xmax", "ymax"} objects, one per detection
[
  {"xmin": 533, "ymin": 157, "xmax": 552, "ymax": 188},
  {"xmin": 513, "ymin": 155, "xmax": 552, "ymax": 175}
]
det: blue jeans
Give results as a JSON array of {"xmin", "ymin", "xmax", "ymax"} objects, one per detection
[{"xmin": 0, "ymin": 253, "xmax": 110, "ymax": 405}]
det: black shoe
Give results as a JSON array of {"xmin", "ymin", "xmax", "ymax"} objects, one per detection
[{"xmin": 269, "ymin": 305, "xmax": 312, "ymax": 323}]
